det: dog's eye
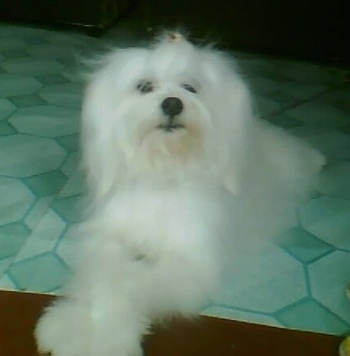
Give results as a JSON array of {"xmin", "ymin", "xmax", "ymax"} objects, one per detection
[
  {"xmin": 181, "ymin": 84, "xmax": 197, "ymax": 94},
  {"xmin": 137, "ymin": 80, "xmax": 154, "ymax": 94}
]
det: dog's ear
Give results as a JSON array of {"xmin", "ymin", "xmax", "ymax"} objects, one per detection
[
  {"xmin": 80, "ymin": 63, "xmax": 126, "ymax": 202},
  {"xmin": 204, "ymin": 53, "xmax": 255, "ymax": 195}
]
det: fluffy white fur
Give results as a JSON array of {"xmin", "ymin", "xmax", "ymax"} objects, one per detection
[{"xmin": 35, "ymin": 32, "xmax": 325, "ymax": 356}]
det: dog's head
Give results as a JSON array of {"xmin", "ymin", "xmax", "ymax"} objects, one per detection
[{"xmin": 82, "ymin": 32, "xmax": 255, "ymax": 199}]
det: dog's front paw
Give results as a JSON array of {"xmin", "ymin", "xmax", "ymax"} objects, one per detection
[
  {"xmin": 35, "ymin": 298, "xmax": 144, "ymax": 356},
  {"xmin": 35, "ymin": 299, "xmax": 93, "ymax": 356}
]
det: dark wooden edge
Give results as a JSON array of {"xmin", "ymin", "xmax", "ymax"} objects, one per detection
[{"xmin": 0, "ymin": 290, "xmax": 344, "ymax": 355}]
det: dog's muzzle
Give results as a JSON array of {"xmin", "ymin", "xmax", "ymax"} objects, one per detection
[{"xmin": 158, "ymin": 97, "xmax": 184, "ymax": 132}]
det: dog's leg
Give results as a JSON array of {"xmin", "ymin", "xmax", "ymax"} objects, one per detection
[
  {"xmin": 88, "ymin": 288, "xmax": 148, "ymax": 356},
  {"xmin": 36, "ymin": 296, "xmax": 147, "ymax": 356},
  {"xmin": 35, "ymin": 298, "xmax": 93, "ymax": 356},
  {"xmin": 35, "ymin": 282, "xmax": 149, "ymax": 356},
  {"xmin": 35, "ymin": 240, "xmax": 151, "ymax": 356}
]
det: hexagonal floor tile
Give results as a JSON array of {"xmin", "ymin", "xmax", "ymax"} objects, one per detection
[
  {"xmin": 0, "ymin": 74, "xmax": 42, "ymax": 97},
  {"xmin": 298, "ymin": 197, "xmax": 350, "ymax": 250},
  {"xmin": 2, "ymin": 50, "xmax": 27, "ymax": 59},
  {"xmin": 62, "ymin": 66, "xmax": 81, "ymax": 83},
  {"xmin": 279, "ymin": 81, "xmax": 327, "ymax": 100},
  {"xmin": 1, "ymin": 57, "xmax": 64, "ymax": 76},
  {"xmin": 0, "ymin": 274, "xmax": 16, "ymax": 290},
  {"xmin": 60, "ymin": 152, "xmax": 80, "ymax": 176},
  {"xmin": 24, "ymin": 196, "xmax": 54, "ymax": 230},
  {"xmin": 46, "ymin": 33, "xmax": 87, "ymax": 45},
  {"xmin": 35, "ymin": 74, "xmax": 68, "ymax": 85},
  {"xmin": 340, "ymin": 126, "xmax": 350, "ymax": 135},
  {"xmin": 0, "ymin": 24, "xmax": 48, "ymax": 40},
  {"xmin": 14, "ymin": 210, "xmax": 66, "ymax": 262},
  {"xmin": 319, "ymin": 161, "xmax": 350, "ymax": 200},
  {"xmin": 277, "ymin": 62, "xmax": 346, "ymax": 85},
  {"xmin": 58, "ymin": 169, "xmax": 86, "ymax": 198},
  {"xmin": 216, "ymin": 245, "xmax": 307, "ymax": 313},
  {"xmin": 239, "ymin": 57, "xmax": 283, "ymax": 78},
  {"xmin": 276, "ymin": 227, "xmax": 334, "ymax": 263},
  {"xmin": 254, "ymin": 95, "xmax": 281, "ymax": 116},
  {"xmin": 9, "ymin": 105, "xmax": 79, "ymax": 137},
  {"xmin": 23, "ymin": 170, "xmax": 67, "ymax": 197},
  {"xmin": 7, "ymin": 253, "xmax": 70, "ymax": 292},
  {"xmin": 0, "ymin": 177, "xmax": 35, "ymax": 225},
  {"xmin": 266, "ymin": 112, "xmax": 302, "ymax": 129},
  {"xmin": 265, "ymin": 91, "xmax": 299, "ymax": 108},
  {"xmin": 319, "ymin": 87, "xmax": 350, "ymax": 113},
  {"xmin": 0, "ymin": 134, "xmax": 66, "ymax": 177},
  {"xmin": 9, "ymin": 94, "xmax": 46, "ymax": 108},
  {"xmin": 39, "ymin": 83, "xmax": 82, "ymax": 108},
  {"xmin": 309, "ymin": 251, "xmax": 350, "ymax": 325},
  {"xmin": 286, "ymin": 101, "xmax": 348, "ymax": 127},
  {"xmin": 52, "ymin": 195, "xmax": 84, "ymax": 223},
  {"xmin": 275, "ymin": 299, "xmax": 349, "ymax": 334},
  {"xmin": 0, "ymin": 121, "xmax": 16, "ymax": 136},
  {"xmin": 0, "ymin": 223, "xmax": 30, "ymax": 259},
  {"xmin": 0, "ymin": 258, "xmax": 13, "ymax": 278},
  {"xmin": 246, "ymin": 75, "xmax": 279, "ymax": 95},
  {"xmin": 290, "ymin": 127, "xmax": 350, "ymax": 160},
  {"xmin": 0, "ymin": 38, "xmax": 26, "ymax": 52},
  {"xmin": 56, "ymin": 134, "xmax": 79, "ymax": 152},
  {"xmin": 0, "ymin": 98, "xmax": 17, "ymax": 120},
  {"xmin": 56, "ymin": 224, "xmax": 79, "ymax": 269},
  {"xmin": 27, "ymin": 44, "xmax": 78, "ymax": 58}
]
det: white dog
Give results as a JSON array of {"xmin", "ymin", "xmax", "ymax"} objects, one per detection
[{"xmin": 35, "ymin": 32, "xmax": 325, "ymax": 356}]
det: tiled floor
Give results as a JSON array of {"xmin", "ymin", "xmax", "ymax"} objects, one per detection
[{"xmin": 0, "ymin": 22, "xmax": 350, "ymax": 336}]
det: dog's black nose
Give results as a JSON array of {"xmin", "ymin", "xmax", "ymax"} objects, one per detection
[{"xmin": 161, "ymin": 97, "xmax": 183, "ymax": 117}]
